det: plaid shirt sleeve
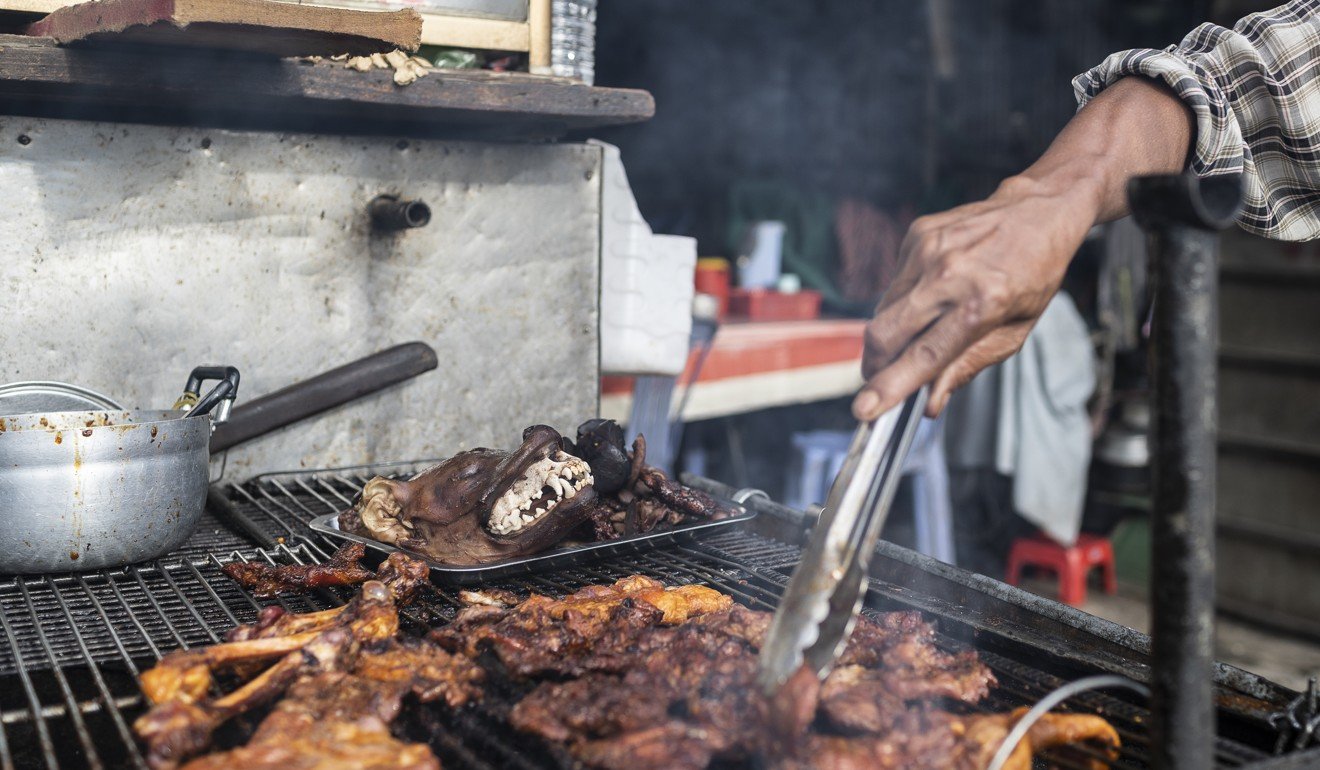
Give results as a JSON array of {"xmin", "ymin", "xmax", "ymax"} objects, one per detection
[{"xmin": 1074, "ymin": 0, "xmax": 1320, "ymax": 241}]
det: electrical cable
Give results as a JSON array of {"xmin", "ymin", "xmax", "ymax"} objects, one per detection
[{"xmin": 985, "ymin": 674, "xmax": 1151, "ymax": 770}]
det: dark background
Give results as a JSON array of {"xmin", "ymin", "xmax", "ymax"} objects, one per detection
[{"xmin": 586, "ymin": 0, "xmax": 1213, "ymax": 257}]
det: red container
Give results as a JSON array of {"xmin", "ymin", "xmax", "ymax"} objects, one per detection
[
  {"xmin": 694, "ymin": 258, "xmax": 731, "ymax": 319},
  {"xmin": 727, "ymin": 288, "xmax": 823, "ymax": 321}
]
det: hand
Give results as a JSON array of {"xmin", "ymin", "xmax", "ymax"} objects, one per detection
[
  {"xmin": 850, "ymin": 76, "xmax": 1194, "ymax": 421},
  {"xmin": 852, "ymin": 174, "xmax": 1100, "ymax": 420}
]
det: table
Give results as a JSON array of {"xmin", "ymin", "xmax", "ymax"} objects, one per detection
[{"xmin": 600, "ymin": 319, "xmax": 866, "ymax": 423}]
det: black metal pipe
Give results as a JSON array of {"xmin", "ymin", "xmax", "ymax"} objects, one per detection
[
  {"xmin": 210, "ymin": 342, "xmax": 437, "ymax": 452},
  {"xmin": 369, "ymin": 194, "xmax": 431, "ymax": 230},
  {"xmin": 1130, "ymin": 172, "xmax": 1241, "ymax": 770}
]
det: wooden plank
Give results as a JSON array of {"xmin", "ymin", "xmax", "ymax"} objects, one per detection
[
  {"xmin": 0, "ymin": 0, "xmax": 63, "ymax": 13},
  {"xmin": 527, "ymin": 0, "xmax": 548, "ymax": 72},
  {"xmin": 419, "ymin": 13, "xmax": 526, "ymax": 51},
  {"xmin": 25, "ymin": 0, "xmax": 421, "ymax": 57},
  {"xmin": 0, "ymin": 34, "xmax": 652, "ymax": 140}
]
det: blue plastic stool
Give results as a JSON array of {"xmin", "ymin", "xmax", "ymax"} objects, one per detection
[{"xmin": 787, "ymin": 417, "xmax": 955, "ymax": 564}]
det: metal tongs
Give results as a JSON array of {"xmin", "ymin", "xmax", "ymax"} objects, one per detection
[{"xmin": 757, "ymin": 386, "xmax": 929, "ymax": 694}]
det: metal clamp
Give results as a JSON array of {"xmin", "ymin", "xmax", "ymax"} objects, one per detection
[
  {"xmin": 176, "ymin": 365, "xmax": 241, "ymax": 426},
  {"xmin": 1269, "ymin": 676, "xmax": 1320, "ymax": 754},
  {"xmin": 731, "ymin": 487, "xmax": 769, "ymax": 505}
]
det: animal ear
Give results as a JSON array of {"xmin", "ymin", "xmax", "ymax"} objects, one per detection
[{"xmin": 522, "ymin": 424, "xmax": 559, "ymax": 441}]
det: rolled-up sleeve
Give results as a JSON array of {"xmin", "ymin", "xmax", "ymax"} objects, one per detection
[{"xmin": 1074, "ymin": 0, "xmax": 1320, "ymax": 241}]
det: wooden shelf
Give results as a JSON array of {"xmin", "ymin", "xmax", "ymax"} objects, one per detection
[{"xmin": 0, "ymin": 34, "xmax": 651, "ymax": 140}]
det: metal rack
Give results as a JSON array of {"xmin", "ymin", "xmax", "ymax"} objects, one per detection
[{"xmin": 0, "ymin": 461, "xmax": 1312, "ymax": 768}]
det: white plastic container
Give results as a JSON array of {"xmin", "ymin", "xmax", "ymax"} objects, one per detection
[
  {"xmin": 737, "ymin": 220, "xmax": 785, "ymax": 289},
  {"xmin": 595, "ymin": 141, "xmax": 696, "ymax": 376}
]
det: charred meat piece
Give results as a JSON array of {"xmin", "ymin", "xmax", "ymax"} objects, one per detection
[
  {"xmin": 430, "ymin": 576, "xmax": 731, "ymax": 677},
  {"xmin": 819, "ymin": 646, "xmax": 994, "ymax": 734},
  {"xmin": 567, "ymin": 418, "xmax": 632, "ymax": 495},
  {"xmin": 510, "ymin": 612, "xmax": 785, "ymax": 766},
  {"xmin": 224, "ymin": 552, "xmax": 432, "ymax": 643},
  {"xmin": 178, "ymin": 672, "xmax": 439, "ymax": 770},
  {"xmin": 338, "ymin": 425, "xmax": 598, "ymax": 564},
  {"xmin": 134, "ymin": 572, "xmax": 479, "ymax": 770},
  {"xmin": 638, "ymin": 466, "xmax": 742, "ymax": 521},
  {"xmin": 495, "ymin": 580, "xmax": 1115, "ymax": 770},
  {"xmin": 780, "ymin": 709, "xmax": 1119, "ymax": 770},
  {"xmin": 353, "ymin": 636, "xmax": 484, "ymax": 709},
  {"xmin": 457, "ymin": 587, "xmax": 521, "ymax": 608},
  {"xmin": 221, "ymin": 543, "xmax": 372, "ymax": 598},
  {"xmin": 136, "ymin": 594, "xmax": 385, "ymax": 770},
  {"xmin": 572, "ymin": 722, "xmax": 715, "ymax": 770}
]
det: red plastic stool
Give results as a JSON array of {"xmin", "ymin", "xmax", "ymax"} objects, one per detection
[{"xmin": 1005, "ymin": 532, "xmax": 1117, "ymax": 606}]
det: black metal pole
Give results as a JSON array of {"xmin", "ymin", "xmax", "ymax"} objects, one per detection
[{"xmin": 1130, "ymin": 173, "xmax": 1241, "ymax": 770}]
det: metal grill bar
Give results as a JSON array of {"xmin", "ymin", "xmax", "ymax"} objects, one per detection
[
  {"xmin": 17, "ymin": 581, "xmax": 103, "ymax": 769},
  {"xmin": 1, "ymin": 463, "xmax": 1306, "ymax": 768}
]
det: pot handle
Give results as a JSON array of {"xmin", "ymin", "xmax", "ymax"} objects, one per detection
[{"xmin": 175, "ymin": 365, "xmax": 241, "ymax": 424}]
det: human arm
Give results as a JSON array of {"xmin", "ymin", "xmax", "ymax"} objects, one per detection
[
  {"xmin": 852, "ymin": 77, "xmax": 1193, "ymax": 420},
  {"xmin": 854, "ymin": 0, "xmax": 1320, "ymax": 421}
]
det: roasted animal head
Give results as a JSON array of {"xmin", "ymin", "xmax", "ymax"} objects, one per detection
[
  {"xmin": 564, "ymin": 418, "xmax": 631, "ymax": 495},
  {"xmin": 342, "ymin": 425, "xmax": 596, "ymax": 564}
]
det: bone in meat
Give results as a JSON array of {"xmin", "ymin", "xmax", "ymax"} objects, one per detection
[
  {"xmin": 136, "ymin": 581, "xmax": 400, "ymax": 769},
  {"xmin": 178, "ymin": 672, "xmax": 439, "ymax": 770},
  {"xmin": 221, "ymin": 543, "xmax": 373, "ymax": 598}
]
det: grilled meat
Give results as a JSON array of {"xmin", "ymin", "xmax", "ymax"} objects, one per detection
[
  {"xmin": 506, "ymin": 609, "xmax": 812, "ymax": 766},
  {"xmin": 224, "ymin": 552, "xmax": 432, "ymax": 643},
  {"xmin": 354, "ymin": 636, "xmax": 484, "ymax": 709},
  {"xmin": 637, "ymin": 466, "xmax": 741, "ymax": 521},
  {"xmin": 137, "ymin": 614, "xmax": 369, "ymax": 769},
  {"xmin": 135, "ymin": 556, "xmax": 480, "ymax": 770},
  {"xmin": 144, "ymin": 561, "xmax": 1120, "ymax": 770},
  {"xmin": 431, "ymin": 575, "xmax": 732, "ymax": 677},
  {"xmin": 222, "ymin": 544, "xmax": 373, "ymax": 598},
  {"xmin": 778, "ymin": 710, "xmax": 1120, "ymax": 770},
  {"xmin": 457, "ymin": 587, "xmax": 521, "ymax": 607},
  {"xmin": 338, "ymin": 425, "xmax": 599, "ymax": 564},
  {"xmin": 498, "ymin": 583, "xmax": 1115, "ymax": 770},
  {"xmin": 178, "ymin": 672, "xmax": 439, "ymax": 770},
  {"xmin": 573, "ymin": 722, "xmax": 716, "ymax": 770}
]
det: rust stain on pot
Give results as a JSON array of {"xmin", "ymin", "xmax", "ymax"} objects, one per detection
[
  {"xmin": 150, "ymin": 425, "xmax": 158, "ymax": 439},
  {"xmin": 54, "ymin": 431, "xmax": 62, "ymax": 444},
  {"xmin": 69, "ymin": 551, "xmax": 79, "ymax": 561},
  {"xmin": 81, "ymin": 428, "xmax": 93, "ymax": 437}
]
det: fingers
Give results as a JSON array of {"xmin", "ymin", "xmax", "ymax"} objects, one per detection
[
  {"xmin": 925, "ymin": 322, "xmax": 1035, "ymax": 417},
  {"xmin": 864, "ymin": 220, "xmax": 1004, "ymax": 380},
  {"xmin": 852, "ymin": 312, "xmax": 978, "ymax": 421}
]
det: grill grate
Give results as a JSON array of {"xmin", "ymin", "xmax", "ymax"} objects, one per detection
[
  {"xmin": 0, "ymin": 464, "xmax": 1302, "ymax": 769},
  {"xmin": 210, "ymin": 462, "xmax": 443, "ymax": 550}
]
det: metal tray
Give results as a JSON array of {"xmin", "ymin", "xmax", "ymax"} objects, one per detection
[{"xmin": 307, "ymin": 508, "xmax": 759, "ymax": 585}]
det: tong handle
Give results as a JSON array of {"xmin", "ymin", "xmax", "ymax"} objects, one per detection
[{"xmin": 757, "ymin": 386, "xmax": 929, "ymax": 694}]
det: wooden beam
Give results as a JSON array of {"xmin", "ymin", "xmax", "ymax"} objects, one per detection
[
  {"xmin": 527, "ymin": 0, "xmax": 550, "ymax": 73},
  {"xmin": 24, "ymin": 0, "xmax": 422, "ymax": 56},
  {"xmin": 0, "ymin": 34, "xmax": 652, "ymax": 140}
]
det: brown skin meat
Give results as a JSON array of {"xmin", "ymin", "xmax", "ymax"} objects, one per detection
[
  {"xmin": 178, "ymin": 672, "xmax": 439, "ymax": 770},
  {"xmin": 499, "ymin": 585, "xmax": 1115, "ymax": 770},
  {"xmin": 353, "ymin": 636, "xmax": 485, "ymax": 709},
  {"xmin": 134, "ymin": 569, "xmax": 484, "ymax": 770},
  {"xmin": 798, "ymin": 709, "xmax": 1118, "ymax": 770},
  {"xmin": 638, "ymin": 466, "xmax": 742, "ymax": 520},
  {"xmin": 221, "ymin": 544, "xmax": 372, "ymax": 598},
  {"xmin": 430, "ymin": 575, "xmax": 731, "ymax": 677},
  {"xmin": 339, "ymin": 425, "xmax": 598, "ymax": 565}
]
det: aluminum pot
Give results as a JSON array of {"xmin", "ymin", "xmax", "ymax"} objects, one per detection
[{"xmin": 0, "ymin": 366, "xmax": 239, "ymax": 574}]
